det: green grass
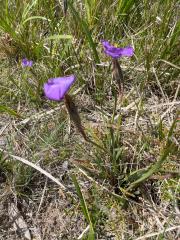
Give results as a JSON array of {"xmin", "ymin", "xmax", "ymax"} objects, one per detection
[{"xmin": 0, "ymin": 0, "xmax": 179, "ymax": 239}]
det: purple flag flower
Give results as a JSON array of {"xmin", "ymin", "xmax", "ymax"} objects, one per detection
[
  {"xmin": 22, "ymin": 58, "xmax": 33, "ymax": 67},
  {"xmin": 101, "ymin": 40, "xmax": 134, "ymax": 58},
  {"xmin": 43, "ymin": 75, "xmax": 76, "ymax": 101}
]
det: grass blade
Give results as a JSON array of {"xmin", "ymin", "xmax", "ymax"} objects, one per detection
[
  {"xmin": 127, "ymin": 115, "xmax": 178, "ymax": 191},
  {"xmin": 68, "ymin": 1, "xmax": 100, "ymax": 63},
  {"xmin": 0, "ymin": 105, "xmax": 21, "ymax": 118},
  {"xmin": 72, "ymin": 174, "xmax": 95, "ymax": 239},
  {"xmin": 22, "ymin": 16, "xmax": 49, "ymax": 25},
  {"xmin": 43, "ymin": 34, "xmax": 73, "ymax": 41}
]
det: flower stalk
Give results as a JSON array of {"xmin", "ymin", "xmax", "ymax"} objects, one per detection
[{"xmin": 101, "ymin": 40, "xmax": 134, "ymax": 100}]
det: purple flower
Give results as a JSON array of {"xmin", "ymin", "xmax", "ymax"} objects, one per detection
[
  {"xmin": 101, "ymin": 40, "xmax": 134, "ymax": 58},
  {"xmin": 43, "ymin": 75, "xmax": 76, "ymax": 101},
  {"xmin": 22, "ymin": 58, "xmax": 33, "ymax": 67}
]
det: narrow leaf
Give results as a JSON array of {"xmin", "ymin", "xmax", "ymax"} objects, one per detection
[
  {"xmin": 0, "ymin": 105, "xmax": 21, "ymax": 117},
  {"xmin": 44, "ymin": 34, "xmax": 73, "ymax": 41},
  {"xmin": 71, "ymin": 174, "xmax": 95, "ymax": 239},
  {"xmin": 22, "ymin": 16, "xmax": 49, "ymax": 25}
]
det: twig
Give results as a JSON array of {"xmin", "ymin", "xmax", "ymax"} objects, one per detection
[
  {"xmin": 0, "ymin": 148, "xmax": 66, "ymax": 194},
  {"xmin": 157, "ymin": 85, "xmax": 180, "ymax": 124},
  {"xmin": 120, "ymin": 101, "xmax": 179, "ymax": 114},
  {"xmin": 77, "ymin": 225, "xmax": 90, "ymax": 240},
  {"xmin": 36, "ymin": 178, "xmax": 48, "ymax": 218},
  {"xmin": 135, "ymin": 225, "xmax": 180, "ymax": 240},
  {"xmin": 159, "ymin": 59, "xmax": 180, "ymax": 70},
  {"xmin": 152, "ymin": 66, "xmax": 168, "ymax": 101},
  {"xmin": 15, "ymin": 105, "xmax": 63, "ymax": 126},
  {"xmin": 0, "ymin": 124, "xmax": 9, "ymax": 135}
]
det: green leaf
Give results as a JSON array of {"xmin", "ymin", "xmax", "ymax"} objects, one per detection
[
  {"xmin": 71, "ymin": 174, "xmax": 95, "ymax": 239},
  {"xmin": 0, "ymin": 105, "xmax": 21, "ymax": 118}
]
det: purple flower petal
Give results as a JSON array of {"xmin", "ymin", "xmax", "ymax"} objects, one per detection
[
  {"xmin": 22, "ymin": 58, "xmax": 33, "ymax": 67},
  {"xmin": 43, "ymin": 75, "xmax": 76, "ymax": 101},
  {"xmin": 118, "ymin": 46, "xmax": 134, "ymax": 57},
  {"xmin": 101, "ymin": 40, "xmax": 112, "ymax": 49},
  {"xmin": 101, "ymin": 40, "xmax": 134, "ymax": 58}
]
